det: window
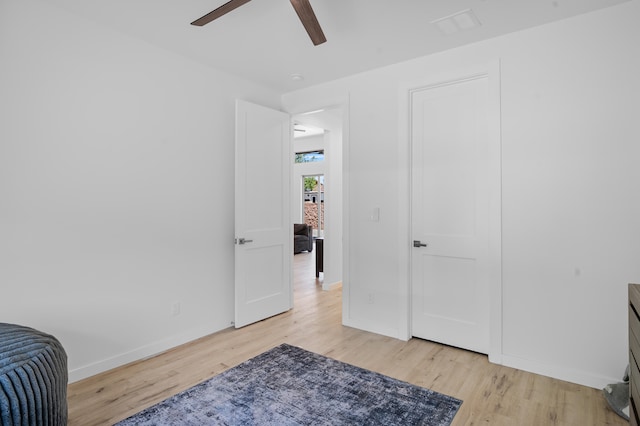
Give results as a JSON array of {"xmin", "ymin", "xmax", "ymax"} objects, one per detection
[
  {"xmin": 295, "ymin": 150, "xmax": 324, "ymax": 163},
  {"xmin": 303, "ymin": 175, "xmax": 324, "ymax": 238}
]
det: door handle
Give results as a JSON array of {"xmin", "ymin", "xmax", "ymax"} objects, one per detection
[
  {"xmin": 413, "ymin": 240, "xmax": 427, "ymax": 248},
  {"xmin": 236, "ymin": 238, "xmax": 254, "ymax": 245}
]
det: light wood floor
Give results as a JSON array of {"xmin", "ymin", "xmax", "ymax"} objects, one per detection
[{"xmin": 68, "ymin": 252, "xmax": 625, "ymax": 425}]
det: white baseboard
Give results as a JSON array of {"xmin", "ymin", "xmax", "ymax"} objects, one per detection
[
  {"xmin": 68, "ymin": 324, "xmax": 223, "ymax": 383},
  {"xmin": 500, "ymin": 354, "xmax": 619, "ymax": 390},
  {"xmin": 342, "ymin": 317, "xmax": 406, "ymax": 341}
]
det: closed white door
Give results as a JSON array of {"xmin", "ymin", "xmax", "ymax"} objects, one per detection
[
  {"xmin": 235, "ymin": 100, "xmax": 292, "ymax": 328},
  {"xmin": 411, "ymin": 76, "xmax": 491, "ymax": 354}
]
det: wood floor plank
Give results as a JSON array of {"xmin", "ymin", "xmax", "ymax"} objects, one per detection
[{"xmin": 67, "ymin": 251, "xmax": 626, "ymax": 425}]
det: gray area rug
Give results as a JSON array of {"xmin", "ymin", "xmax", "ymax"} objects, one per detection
[{"xmin": 116, "ymin": 343, "xmax": 462, "ymax": 425}]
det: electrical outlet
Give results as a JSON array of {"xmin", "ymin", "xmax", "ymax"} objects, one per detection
[
  {"xmin": 369, "ymin": 207, "xmax": 380, "ymax": 222},
  {"xmin": 171, "ymin": 302, "xmax": 181, "ymax": 316}
]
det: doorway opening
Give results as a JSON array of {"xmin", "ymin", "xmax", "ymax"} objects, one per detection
[{"xmin": 292, "ymin": 105, "xmax": 344, "ymax": 291}]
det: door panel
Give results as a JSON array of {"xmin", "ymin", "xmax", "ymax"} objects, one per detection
[
  {"xmin": 235, "ymin": 100, "xmax": 292, "ymax": 328},
  {"xmin": 421, "ymin": 255, "xmax": 476, "ymax": 323},
  {"xmin": 411, "ymin": 77, "xmax": 490, "ymax": 354}
]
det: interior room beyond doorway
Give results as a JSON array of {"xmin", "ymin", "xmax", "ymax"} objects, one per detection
[{"xmin": 292, "ymin": 105, "xmax": 343, "ymax": 291}]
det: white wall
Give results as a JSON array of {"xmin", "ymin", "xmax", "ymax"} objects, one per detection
[
  {"xmin": 0, "ymin": 0, "xmax": 280, "ymax": 382},
  {"xmin": 282, "ymin": 1, "xmax": 640, "ymax": 388},
  {"xmin": 323, "ymin": 117, "xmax": 344, "ymax": 291}
]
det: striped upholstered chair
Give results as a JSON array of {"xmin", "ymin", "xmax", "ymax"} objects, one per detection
[{"xmin": 0, "ymin": 323, "xmax": 68, "ymax": 425}]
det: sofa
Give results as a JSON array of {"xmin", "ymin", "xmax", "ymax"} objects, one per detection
[{"xmin": 293, "ymin": 223, "xmax": 313, "ymax": 254}]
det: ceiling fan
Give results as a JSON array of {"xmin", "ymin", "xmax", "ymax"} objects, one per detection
[{"xmin": 191, "ymin": 0, "xmax": 327, "ymax": 46}]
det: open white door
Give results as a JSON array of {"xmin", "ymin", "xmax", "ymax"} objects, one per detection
[{"xmin": 235, "ymin": 100, "xmax": 292, "ymax": 328}]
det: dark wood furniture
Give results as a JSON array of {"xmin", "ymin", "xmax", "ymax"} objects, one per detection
[
  {"xmin": 630, "ymin": 283, "xmax": 640, "ymax": 425},
  {"xmin": 315, "ymin": 237, "xmax": 323, "ymax": 277}
]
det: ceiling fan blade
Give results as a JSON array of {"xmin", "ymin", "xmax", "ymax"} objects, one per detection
[
  {"xmin": 191, "ymin": 0, "xmax": 252, "ymax": 26},
  {"xmin": 290, "ymin": 0, "xmax": 327, "ymax": 46}
]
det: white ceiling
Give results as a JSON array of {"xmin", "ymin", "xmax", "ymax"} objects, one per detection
[{"xmin": 44, "ymin": 0, "xmax": 629, "ymax": 92}]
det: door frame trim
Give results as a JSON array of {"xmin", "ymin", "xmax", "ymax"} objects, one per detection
[
  {"xmin": 285, "ymin": 95, "xmax": 350, "ymax": 318},
  {"xmin": 397, "ymin": 61, "xmax": 503, "ymax": 363}
]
